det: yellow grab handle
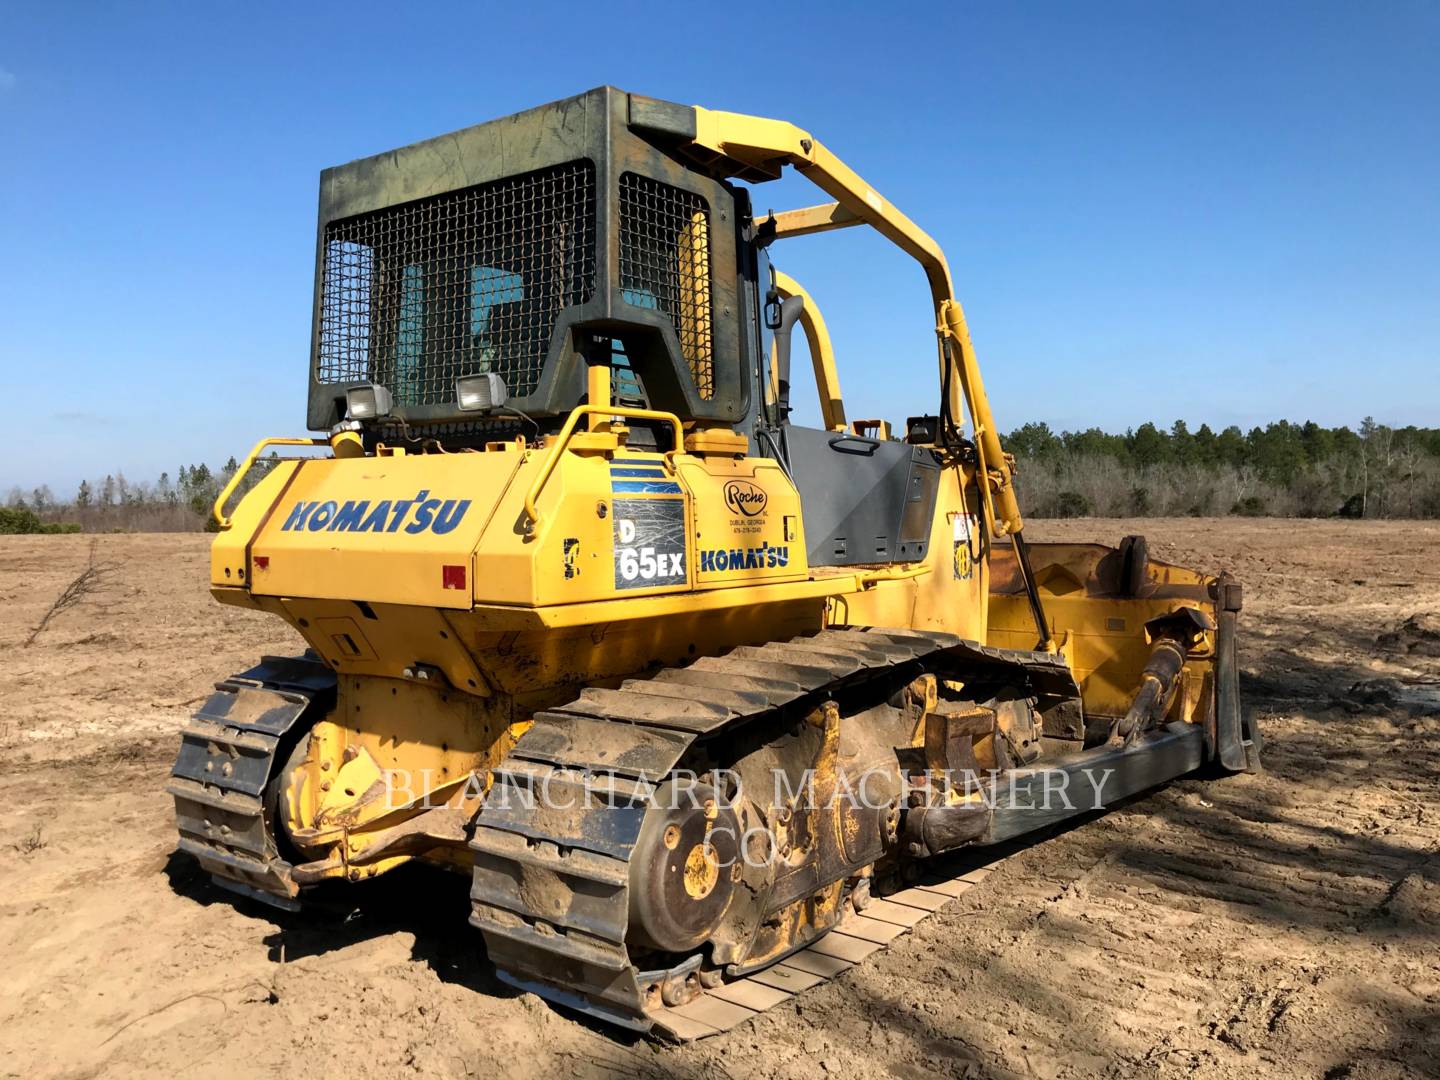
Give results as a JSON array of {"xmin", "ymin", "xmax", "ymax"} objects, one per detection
[
  {"xmin": 523, "ymin": 405, "xmax": 684, "ymax": 533},
  {"xmin": 212, "ymin": 437, "xmax": 327, "ymax": 529}
]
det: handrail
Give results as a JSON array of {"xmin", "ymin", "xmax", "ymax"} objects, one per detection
[
  {"xmin": 212, "ymin": 437, "xmax": 327, "ymax": 529},
  {"xmin": 522, "ymin": 405, "xmax": 685, "ymax": 533},
  {"xmin": 855, "ymin": 561, "xmax": 932, "ymax": 587},
  {"xmin": 770, "ymin": 269, "xmax": 846, "ymax": 432}
]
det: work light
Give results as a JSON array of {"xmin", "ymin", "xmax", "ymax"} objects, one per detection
[
  {"xmin": 345, "ymin": 384, "xmax": 393, "ymax": 420},
  {"xmin": 456, "ymin": 373, "xmax": 509, "ymax": 412}
]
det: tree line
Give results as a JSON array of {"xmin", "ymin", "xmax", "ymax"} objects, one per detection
[
  {"xmin": 1004, "ymin": 417, "xmax": 1440, "ymax": 518},
  {"xmin": 3, "ymin": 417, "xmax": 1438, "ymax": 533},
  {"xmin": 3, "ymin": 457, "xmax": 273, "ymax": 533}
]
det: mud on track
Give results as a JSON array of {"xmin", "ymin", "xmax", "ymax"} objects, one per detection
[{"xmin": 1, "ymin": 521, "xmax": 1436, "ymax": 1079}]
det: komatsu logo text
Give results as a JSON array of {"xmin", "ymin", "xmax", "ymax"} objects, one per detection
[
  {"xmin": 699, "ymin": 542, "xmax": 789, "ymax": 572},
  {"xmin": 279, "ymin": 492, "xmax": 471, "ymax": 535}
]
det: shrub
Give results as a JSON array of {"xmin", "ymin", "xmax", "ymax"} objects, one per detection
[
  {"xmin": 1338, "ymin": 493, "xmax": 1366, "ymax": 519},
  {"xmin": 1054, "ymin": 491, "xmax": 1092, "ymax": 518},
  {"xmin": 0, "ymin": 508, "xmax": 83, "ymax": 534},
  {"xmin": 0, "ymin": 507, "xmax": 44, "ymax": 534}
]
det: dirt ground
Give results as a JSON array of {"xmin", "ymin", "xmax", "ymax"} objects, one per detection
[{"xmin": 1, "ymin": 520, "xmax": 1436, "ymax": 1079}]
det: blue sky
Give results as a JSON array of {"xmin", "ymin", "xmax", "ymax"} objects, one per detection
[{"xmin": 2, "ymin": 1, "xmax": 1436, "ymax": 494}]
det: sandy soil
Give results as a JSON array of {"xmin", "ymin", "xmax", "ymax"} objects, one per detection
[{"xmin": 0, "ymin": 521, "xmax": 1436, "ymax": 1079}]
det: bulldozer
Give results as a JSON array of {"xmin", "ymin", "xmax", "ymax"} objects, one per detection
[{"xmin": 169, "ymin": 87, "xmax": 1259, "ymax": 1037}]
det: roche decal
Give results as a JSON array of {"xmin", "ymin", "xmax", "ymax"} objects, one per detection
[
  {"xmin": 279, "ymin": 491, "xmax": 472, "ymax": 535},
  {"xmin": 613, "ymin": 498, "xmax": 687, "ymax": 590},
  {"xmin": 723, "ymin": 479, "xmax": 768, "ymax": 517},
  {"xmin": 699, "ymin": 542, "xmax": 789, "ymax": 573}
]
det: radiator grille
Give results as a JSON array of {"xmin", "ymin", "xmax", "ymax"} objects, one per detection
[
  {"xmin": 618, "ymin": 173, "xmax": 714, "ymax": 399},
  {"xmin": 318, "ymin": 161, "xmax": 596, "ymax": 402}
]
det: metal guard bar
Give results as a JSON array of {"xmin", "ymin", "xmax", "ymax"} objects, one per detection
[
  {"xmin": 213, "ymin": 437, "xmax": 327, "ymax": 529},
  {"xmin": 522, "ymin": 405, "xmax": 685, "ymax": 533},
  {"xmin": 684, "ymin": 106, "xmax": 1052, "ymax": 649},
  {"xmin": 687, "ymin": 107, "xmax": 1023, "ymax": 538}
]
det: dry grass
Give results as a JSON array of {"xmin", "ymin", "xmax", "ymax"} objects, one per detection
[{"xmin": 12, "ymin": 823, "xmax": 46, "ymax": 856}]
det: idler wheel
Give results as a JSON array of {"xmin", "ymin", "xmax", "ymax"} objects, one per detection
[{"xmin": 628, "ymin": 780, "xmax": 740, "ymax": 953}]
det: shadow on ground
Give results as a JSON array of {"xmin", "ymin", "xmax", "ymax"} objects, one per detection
[{"xmin": 163, "ymin": 852, "xmax": 510, "ymax": 997}]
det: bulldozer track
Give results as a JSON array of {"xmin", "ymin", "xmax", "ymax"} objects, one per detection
[
  {"xmin": 468, "ymin": 626, "xmax": 1071, "ymax": 1038},
  {"xmin": 646, "ymin": 855, "xmax": 1004, "ymax": 1039},
  {"xmin": 166, "ymin": 636, "xmax": 1077, "ymax": 1038},
  {"xmin": 167, "ymin": 655, "xmax": 335, "ymax": 910}
]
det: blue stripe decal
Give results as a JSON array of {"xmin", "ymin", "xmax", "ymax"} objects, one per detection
[
  {"xmin": 611, "ymin": 481, "xmax": 683, "ymax": 495},
  {"xmin": 609, "ymin": 467, "xmax": 668, "ymax": 478}
]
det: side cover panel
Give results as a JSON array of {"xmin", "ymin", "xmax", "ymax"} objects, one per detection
[
  {"xmin": 472, "ymin": 451, "xmax": 810, "ymax": 608},
  {"xmin": 231, "ymin": 446, "xmax": 813, "ymax": 615},
  {"xmin": 785, "ymin": 426, "xmax": 940, "ymax": 567},
  {"xmin": 248, "ymin": 453, "xmax": 523, "ymax": 609},
  {"xmin": 675, "ymin": 454, "xmax": 806, "ymax": 587}
]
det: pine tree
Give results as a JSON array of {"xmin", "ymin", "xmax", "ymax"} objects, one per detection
[
  {"xmin": 1193, "ymin": 423, "xmax": 1217, "ymax": 464},
  {"xmin": 1129, "ymin": 422, "xmax": 1169, "ymax": 466},
  {"xmin": 1215, "ymin": 426, "xmax": 1246, "ymax": 468},
  {"xmin": 187, "ymin": 463, "xmax": 214, "ymax": 516},
  {"xmin": 1169, "ymin": 420, "xmax": 1195, "ymax": 462}
]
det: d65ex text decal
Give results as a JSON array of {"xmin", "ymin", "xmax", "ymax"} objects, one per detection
[{"xmin": 612, "ymin": 498, "xmax": 687, "ymax": 590}]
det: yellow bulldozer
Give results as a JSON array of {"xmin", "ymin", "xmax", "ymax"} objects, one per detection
[{"xmin": 169, "ymin": 88, "xmax": 1259, "ymax": 1037}]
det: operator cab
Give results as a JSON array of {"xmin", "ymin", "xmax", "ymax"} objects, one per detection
[{"xmin": 307, "ymin": 85, "xmax": 942, "ymax": 567}]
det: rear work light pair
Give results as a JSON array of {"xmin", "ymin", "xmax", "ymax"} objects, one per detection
[{"xmin": 345, "ymin": 374, "xmax": 509, "ymax": 421}]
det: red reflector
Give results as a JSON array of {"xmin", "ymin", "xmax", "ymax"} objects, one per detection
[
  {"xmin": 442, "ymin": 564, "xmax": 467, "ymax": 590},
  {"xmin": 253, "ymin": 556, "xmax": 270, "ymax": 570}
]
